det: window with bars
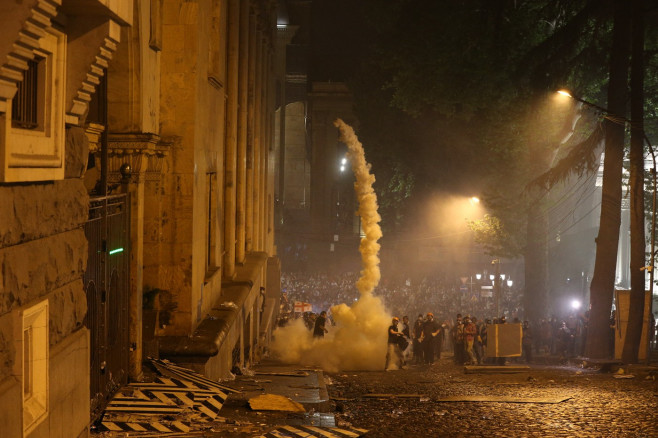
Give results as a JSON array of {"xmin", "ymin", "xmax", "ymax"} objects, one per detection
[{"xmin": 12, "ymin": 57, "xmax": 44, "ymax": 130}]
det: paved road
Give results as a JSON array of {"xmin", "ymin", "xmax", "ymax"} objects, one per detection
[
  {"xmin": 92, "ymin": 356, "xmax": 658, "ymax": 437},
  {"xmin": 326, "ymin": 357, "xmax": 658, "ymax": 438}
]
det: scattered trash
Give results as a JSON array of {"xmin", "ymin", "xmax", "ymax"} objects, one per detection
[
  {"xmin": 420, "ymin": 397, "xmax": 430, "ymax": 402},
  {"xmin": 613, "ymin": 374, "xmax": 635, "ymax": 379},
  {"xmin": 434, "ymin": 410, "xmax": 448, "ymax": 416}
]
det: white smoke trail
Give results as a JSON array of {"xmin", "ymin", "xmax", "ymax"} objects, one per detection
[{"xmin": 271, "ymin": 119, "xmax": 391, "ymax": 372}]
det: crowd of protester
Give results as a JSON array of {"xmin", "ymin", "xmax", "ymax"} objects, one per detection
[
  {"xmin": 278, "ymin": 271, "xmax": 658, "ymax": 366},
  {"xmin": 281, "ymin": 271, "xmax": 523, "ymax": 325}
]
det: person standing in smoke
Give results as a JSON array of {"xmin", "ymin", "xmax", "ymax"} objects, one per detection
[
  {"xmin": 385, "ymin": 317, "xmax": 404, "ymax": 370},
  {"xmin": 401, "ymin": 315, "xmax": 412, "ymax": 364},
  {"xmin": 421, "ymin": 313, "xmax": 441, "ymax": 365},
  {"xmin": 412, "ymin": 314, "xmax": 425, "ymax": 364},
  {"xmin": 313, "ymin": 311, "xmax": 328, "ymax": 338},
  {"xmin": 463, "ymin": 316, "xmax": 478, "ymax": 365},
  {"xmin": 452, "ymin": 314, "xmax": 464, "ymax": 365}
]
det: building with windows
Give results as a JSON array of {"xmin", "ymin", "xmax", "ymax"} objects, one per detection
[{"xmin": 0, "ymin": 1, "xmax": 282, "ymax": 436}]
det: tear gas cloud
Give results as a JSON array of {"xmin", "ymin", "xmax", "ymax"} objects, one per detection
[{"xmin": 271, "ymin": 119, "xmax": 391, "ymax": 372}]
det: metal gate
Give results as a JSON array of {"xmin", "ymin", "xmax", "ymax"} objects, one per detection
[{"xmin": 84, "ymin": 194, "xmax": 130, "ymax": 421}]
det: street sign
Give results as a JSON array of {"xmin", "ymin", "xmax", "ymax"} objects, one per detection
[{"xmin": 459, "ymin": 285, "xmax": 469, "ymax": 293}]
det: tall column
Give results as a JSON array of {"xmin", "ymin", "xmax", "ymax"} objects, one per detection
[
  {"xmin": 223, "ymin": 0, "xmax": 240, "ymax": 279},
  {"xmin": 264, "ymin": 48, "xmax": 275, "ymax": 253},
  {"xmin": 253, "ymin": 31, "xmax": 263, "ymax": 251},
  {"xmin": 258, "ymin": 40, "xmax": 268, "ymax": 252},
  {"xmin": 236, "ymin": 0, "xmax": 250, "ymax": 263},
  {"xmin": 245, "ymin": 13, "xmax": 257, "ymax": 253}
]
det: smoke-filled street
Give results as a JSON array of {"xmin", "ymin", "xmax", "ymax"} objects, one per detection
[{"xmin": 325, "ymin": 358, "xmax": 658, "ymax": 438}]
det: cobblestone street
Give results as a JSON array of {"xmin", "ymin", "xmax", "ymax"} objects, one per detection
[{"xmin": 327, "ymin": 357, "xmax": 658, "ymax": 437}]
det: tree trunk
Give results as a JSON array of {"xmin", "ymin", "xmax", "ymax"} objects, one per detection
[
  {"xmin": 622, "ymin": 0, "xmax": 645, "ymax": 364},
  {"xmin": 524, "ymin": 205, "xmax": 549, "ymax": 323},
  {"xmin": 586, "ymin": 0, "xmax": 631, "ymax": 360}
]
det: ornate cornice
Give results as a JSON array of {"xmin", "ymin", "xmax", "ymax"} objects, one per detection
[
  {"xmin": 0, "ymin": 0, "xmax": 61, "ymax": 113},
  {"xmin": 106, "ymin": 133, "xmax": 169, "ymax": 183},
  {"xmin": 67, "ymin": 20, "xmax": 121, "ymax": 123}
]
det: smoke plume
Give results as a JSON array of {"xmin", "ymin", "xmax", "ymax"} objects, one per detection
[{"xmin": 270, "ymin": 119, "xmax": 391, "ymax": 372}]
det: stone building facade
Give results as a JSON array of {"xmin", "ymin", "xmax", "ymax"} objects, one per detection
[{"xmin": 0, "ymin": 0, "xmax": 282, "ymax": 436}]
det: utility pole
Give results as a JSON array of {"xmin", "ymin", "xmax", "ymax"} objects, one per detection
[{"xmin": 493, "ymin": 259, "xmax": 501, "ymax": 317}]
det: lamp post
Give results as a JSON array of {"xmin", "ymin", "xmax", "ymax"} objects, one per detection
[{"xmin": 492, "ymin": 259, "xmax": 501, "ymax": 317}]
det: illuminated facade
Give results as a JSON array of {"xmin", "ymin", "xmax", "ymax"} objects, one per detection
[{"xmin": 0, "ymin": 0, "xmax": 282, "ymax": 435}]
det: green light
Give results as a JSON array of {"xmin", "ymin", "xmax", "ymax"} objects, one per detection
[{"xmin": 109, "ymin": 248, "xmax": 124, "ymax": 255}]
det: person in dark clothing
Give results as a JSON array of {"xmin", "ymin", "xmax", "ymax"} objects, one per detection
[
  {"xmin": 522, "ymin": 320, "xmax": 533, "ymax": 363},
  {"xmin": 557, "ymin": 321, "xmax": 574, "ymax": 360},
  {"xmin": 401, "ymin": 315, "xmax": 411, "ymax": 364},
  {"xmin": 385, "ymin": 317, "xmax": 404, "ymax": 370},
  {"xmin": 313, "ymin": 311, "xmax": 328, "ymax": 338},
  {"xmin": 412, "ymin": 314, "xmax": 425, "ymax": 364},
  {"xmin": 452, "ymin": 314, "xmax": 464, "ymax": 365},
  {"xmin": 421, "ymin": 313, "xmax": 442, "ymax": 365},
  {"xmin": 609, "ymin": 310, "xmax": 617, "ymax": 358}
]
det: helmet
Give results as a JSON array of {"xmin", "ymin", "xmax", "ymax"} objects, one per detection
[
  {"xmin": 392, "ymin": 317, "xmax": 399, "ymax": 322},
  {"xmin": 427, "ymin": 312, "xmax": 434, "ymax": 318}
]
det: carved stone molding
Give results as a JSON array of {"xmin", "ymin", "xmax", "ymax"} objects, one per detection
[
  {"xmin": 66, "ymin": 19, "xmax": 121, "ymax": 124},
  {"xmin": 0, "ymin": 0, "xmax": 61, "ymax": 113},
  {"xmin": 106, "ymin": 133, "xmax": 169, "ymax": 183},
  {"xmin": 85, "ymin": 123, "xmax": 105, "ymax": 152}
]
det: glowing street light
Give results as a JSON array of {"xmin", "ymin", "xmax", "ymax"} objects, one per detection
[
  {"xmin": 507, "ymin": 279, "xmax": 513, "ymax": 287},
  {"xmin": 571, "ymin": 299, "xmax": 582, "ymax": 310},
  {"xmin": 556, "ymin": 89, "xmax": 617, "ymax": 118}
]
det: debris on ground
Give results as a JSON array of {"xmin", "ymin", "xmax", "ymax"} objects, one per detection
[{"xmin": 248, "ymin": 394, "xmax": 306, "ymax": 412}]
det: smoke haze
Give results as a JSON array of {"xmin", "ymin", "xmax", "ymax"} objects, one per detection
[{"xmin": 271, "ymin": 119, "xmax": 391, "ymax": 372}]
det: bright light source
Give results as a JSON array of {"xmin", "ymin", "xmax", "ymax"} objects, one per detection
[
  {"xmin": 470, "ymin": 196, "xmax": 480, "ymax": 204},
  {"xmin": 475, "ymin": 273, "xmax": 482, "ymax": 280},
  {"xmin": 571, "ymin": 299, "xmax": 581, "ymax": 310},
  {"xmin": 340, "ymin": 165, "xmax": 345, "ymax": 172},
  {"xmin": 557, "ymin": 89, "xmax": 572, "ymax": 98},
  {"xmin": 341, "ymin": 157, "xmax": 347, "ymax": 165},
  {"xmin": 500, "ymin": 274, "xmax": 506, "ymax": 280},
  {"xmin": 489, "ymin": 274, "xmax": 495, "ymax": 281},
  {"xmin": 507, "ymin": 279, "xmax": 513, "ymax": 287},
  {"xmin": 277, "ymin": 24, "xmax": 287, "ymax": 29}
]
